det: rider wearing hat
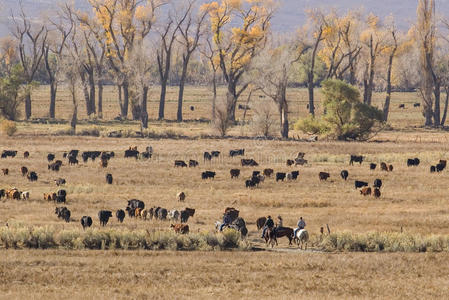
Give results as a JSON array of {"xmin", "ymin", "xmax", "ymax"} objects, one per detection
[
  {"xmin": 261, "ymin": 215, "xmax": 275, "ymax": 238},
  {"xmin": 293, "ymin": 216, "xmax": 306, "ymax": 238}
]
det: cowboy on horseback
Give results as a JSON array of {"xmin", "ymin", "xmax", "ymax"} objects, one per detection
[
  {"xmin": 293, "ymin": 216, "xmax": 306, "ymax": 238},
  {"xmin": 261, "ymin": 215, "xmax": 275, "ymax": 239},
  {"xmin": 219, "ymin": 213, "xmax": 232, "ymax": 232}
]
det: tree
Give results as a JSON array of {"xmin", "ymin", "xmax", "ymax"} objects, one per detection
[
  {"xmin": 203, "ymin": 0, "xmax": 274, "ymax": 122},
  {"xmin": 200, "ymin": 36, "xmax": 220, "ymax": 121},
  {"xmin": 383, "ymin": 19, "xmax": 399, "ymax": 121},
  {"xmin": 295, "ymin": 79, "xmax": 384, "ymax": 141},
  {"xmin": 0, "ymin": 64, "xmax": 25, "ymax": 120},
  {"xmin": 11, "ymin": 6, "xmax": 48, "ymax": 120}
]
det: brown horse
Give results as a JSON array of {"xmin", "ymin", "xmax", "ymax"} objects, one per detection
[
  {"xmin": 265, "ymin": 227, "xmax": 277, "ymax": 248},
  {"xmin": 264, "ymin": 226, "xmax": 294, "ymax": 246}
]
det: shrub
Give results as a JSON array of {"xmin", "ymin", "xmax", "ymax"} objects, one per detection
[
  {"xmin": 251, "ymin": 99, "xmax": 277, "ymax": 137},
  {"xmin": 79, "ymin": 126, "xmax": 100, "ymax": 137},
  {"xmin": 0, "ymin": 119, "xmax": 17, "ymax": 136},
  {"xmin": 213, "ymin": 98, "xmax": 232, "ymax": 137}
]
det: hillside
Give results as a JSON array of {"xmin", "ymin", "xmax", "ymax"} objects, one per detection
[{"xmin": 1, "ymin": 0, "xmax": 449, "ymax": 36}]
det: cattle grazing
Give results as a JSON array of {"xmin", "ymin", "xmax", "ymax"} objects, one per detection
[
  {"xmin": 27, "ymin": 171, "xmax": 38, "ymax": 182},
  {"xmin": 171, "ymin": 224, "xmax": 189, "ymax": 234},
  {"xmin": 47, "ymin": 153, "xmax": 55, "ymax": 162},
  {"xmin": 286, "ymin": 159, "xmax": 295, "ymax": 166},
  {"xmin": 230, "ymin": 169, "xmax": 240, "ymax": 178},
  {"xmin": 177, "ymin": 191, "xmax": 186, "ymax": 202},
  {"xmin": 407, "ymin": 158, "xmax": 420, "ymax": 167},
  {"xmin": 140, "ymin": 209, "xmax": 148, "ymax": 220},
  {"xmin": 229, "ymin": 149, "xmax": 245, "ymax": 157},
  {"xmin": 380, "ymin": 162, "xmax": 388, "ymax": 171},
  {"xmin": 7, "ymin": 188, "xmax": 20, "ymax": 200},
  {"xmin": 140, "ymin": 151, "xmax": 152, "ymax": 159},
  {"xmin": 295, "ymin": 152, "xmax": 308, "ymax": 165},
  {"xmin": 23, "ymin": 151, "xmax": 30, "ymax": 158},
  {"xmin": 101, "ymin": 152, "xmax": 115, "ymax": 161},
  {"xmin": 241, "ymin": 158, "xmax": 259, "ymax": 167},
  {"xmin": 81, "ymin": 216, "xmax": 93, "ymax": 230},
  {"xmin": 238, "ymin": 104, "xmax": 250, "ymax": 110},
  {"xmin": 413, "ymin": 103, "xmax": 421, "ymax": 107},
  {"xmin": 174, "ymin": 160, "xmax": 188, "ymax": 167},
  {"xmin": 436, "ymin": 160, "xmax": 447, "ymax": 172},
  {"xmin": 355, "ymin": 180, "xmax": 369, "ymax": 189},
  {"xmin": 252, "ymin": 171, "xmax": 260, "ymax": 177},
  {"xmin": 373, "ymin": 179, "xmax": 382, "ymax": 189},
  {"xmin": 211, "ymin": 151, "xmax": 220, "ymax": 157},
  {"xmin": 116, "ymin": 209, "xmax": 125, "ymax": 223},
  {"xmin": 54, "ymin": 178, "xmax": 66, "ymax": 186},
  {"xmin": 340, "ymin": 170, "xmax": 349, "ymax": 181},
  {"xmin": 126, "ymin": 199, "xmax": 145, "ymax": 217},
  {"xmin": 129, "ymin": 146, "xmax": 138, "ymax": 151},
  {"xmin": 135, "ymin": 207, "xmax": 142, "ymax": 218},
  {"xmin": 399, "ymin": 104, "xmax": 405, "ymax": 108},
  {"xmin": 157, "ymin": 208, "xmax": 168, "ymax": 220},
  {"xmin": 106, "ymin": 173, "xmax": 113, "ymax": 184},
  {"xmin": 180, "ymin": 208, "xmax": 195, "ymax": 223},
  {"xmin": 288, "ymin": 171, "xmax": 299, "ymax": 180},
  {"xmin": 190, "ymin": 106, "xmax": 195, "ymax": 111},
  {"xmin": 256, "ymin": 217, "xmax": 267, "ymax": 230},
  {"xmin": 169, "ymin": 210, "xmax": 180, "ymax": 221},
  {"xmin": 245, "ymin": 179, "xmax": 256, "ymax": 188},
  {"xmin": 430, "ymin": 166, "xmax": 436, "ymax": 173},
  {"xmin": 98, "ymin": 210, "xmax": 112, "ymax": 226},
  {"xmin": 373, "ymin": 188, "xmax": 381, "ymax": 198},
  {"xmin": 124, "ymin": 149, "xmax": 139, "ymax": 159},
  {"xmin": 0, "ymin": 189, "xmax": 5, "ymax": 199},
  {"xmin": 55, "ymin": 207, "xmax": 71, "ymax": 222},
  {"xmin": 68, "ymin": 155, "xmax": 79, "ymax": 165},
  {"xmin": 388, "ymin": 165, "xmax": 394, "ymax": 172},
  {"xmin": 43, "ymin": 192, "xmax": 57, "ymax": 201},
  {"xmin": 201, "ymin": 171, "xmax": 216, "ymax": 179},
  {"xmin": 1, "ymin": 150, "xmax": 17, "ymax": 158},
  {"xmin": 203, "ymin": 152, "xmax": 212, "ymax": 161},
  {"xmin": 263, "ymin": 168, "xmax": 274, "ymax": 177},
  {"xmin": 349, "ymin": 155, "xmax": 364, "ymax": 165},
  {"xmin": 360, "ymin": 187, "xmax": 372, "ymax": 196},
  {"xmin": 369, "ymin": 163, "xmax": 377, "ymax": 170},
  {"xmin": 276, "ymin": 172, "xmax": 286, "ymax": 182},
  {"xmin": 319, "ymin": 172, "xmax": 330, "ymax": 181},
  {"xmin": 48, "ymin": 160, "xmax": 62, "ymax": 171},
  {"xmin": 21, "ymin": 191, "xmax": 30, "ymax": 201},
  {"xmin": 189, "ymin": 160, "xmax": 199, "ymax": 167},
  {"xmin": 21, "ymin": 166, "xmax": 28, "ymax": 176},
  {"xmin": 69, "ymin": 150, "xmax": 79, "ymax": 158},
  {"xmin": 56, "ymin": 189, "xmax": 67, "ymax": 203},
  {"xmin": 2, "ymin": 168, "xmax": 8, "ymax": 175}
]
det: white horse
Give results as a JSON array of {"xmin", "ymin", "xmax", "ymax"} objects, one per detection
[{"xmin": 294, "ymin": 229, "xmax": 309, "ymax": 250}]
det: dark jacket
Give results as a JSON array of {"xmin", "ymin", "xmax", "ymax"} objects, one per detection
[{"xmin": 264, "ymin": 218, "xmax": 274, "ymax": 228}]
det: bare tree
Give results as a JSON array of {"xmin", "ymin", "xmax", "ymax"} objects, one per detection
[{"xmin": 200, "ymin": 36, "xmax": 219, "ymax": 121}]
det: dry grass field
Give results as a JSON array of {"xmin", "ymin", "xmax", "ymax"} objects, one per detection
[{"xmin": 1, "ymin": 86, "xmax": 449, "ymax": 298}]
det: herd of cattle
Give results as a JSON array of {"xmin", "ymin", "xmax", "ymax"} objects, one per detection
[{"xmin": 1, "ymin": 146, "xmax": 447, "ymax": 246}]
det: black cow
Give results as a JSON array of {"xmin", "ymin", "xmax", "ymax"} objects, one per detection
[
  {"xmin": 203, "ymin": 152, "xmax": 212, "ymax": 161},
  {"xmin": 350, "ymin": 155, "xmax": 364, "ymax": 165},
  {"xmin": 69, "ymin": 150, "xmax": 79, "ymax": 158},
  {"xmin": 56, "ymin": 189, "xmax": 67, "ymax": 203},
  {"xmin": 98, "ymin": 210, "xmax": 112, "ymax": 226},
  {"xmin": 276, "ymin": 172, "xmax": 286, "ymax": 182},
  {"xmin": 202, "ymin": 171, "xmax": 216, "ymax": 179},
  {"xmin": 27, "ymin": 171, "xmax": 38, "ymax": 182},
  {"xmin": 399, "ymin": 104, "xmax": 405, "ymax": 109},
  {"xmin": 55, "ymin": 207, "xmax": 71, "ymax": 223},
  {"xmin": 180, "ymin": 208, "xmax": 195, "ymax": 223},
  {"xmin": 355, "ymin": 180, "xmax": 368, "ymax": 189},
  {"xmin": 106, "ymin": 174, "xmax": 113, "ymax": 184},
  {"xmin": 245, "ymin": 179, "xmax": 256, "ymax": 188},
  {"xmin": 55, "ymin": 178, "xmax": 66, "ymax": 186},
  {"xmin": 157, "ymin": 208, "xmax": 168, "ymax": 220},
  {"xmin": 126, "ymin": 199, "xmax": 145, "ymax": 217},
  {"xmin": 1, "ymin": 150, "xmax": 17, "ymax": 158},
  {"xmin": 341, "ymin": 170, "xmax": 349, "ymax": 180},
  {"xmin": 68, "ymin": 155, "xmax": 78, "ymax": 165},
  {"xmin": 430, "ymin": 166, "xmax": 436, "ymax": 173},
  {"xmin": 211, "ymin": 151, "xmax": 220, "ymax": 157},
  {"xmin": 436, "ymin": 160, "xmax": 446, "ymax": 172},
  {"xmin": 414, "ymin": 103, "xmax": 421, "ymax": 107},
  {"xmin": 124, "ymin": 149, "xmax": 139, "ymax": 159},
  {"xmin": 230, "ymin": 169, "xmax": 240, "ymax": 178},
  {"xmin": 0, "ymin": 189, "xmax": 5, "ymax": 199},
  {"xmin": 175, "ymin": 160, "xmax": 188, "ymax": 167},
  {"xmin": 81, "ymin": 216, "xmax": 93, "ymax": 229},
  {"xmin": 407, "ymin": 158, "xmax": 420, "ymax": 167},
  {"xmin": 189, "ymin": 160, "xmax": 199, "ymax": 167},
  {"xmin": 373, "ymin": 179, "xmax": 382, "ymax": 189},
  {"xmin": 289, "ymin": 171, "xmax": 299, "ymax": 180},
  {"xmin": 319, "ymin": 172, "xmax": 330, "ymax": 181},
  {"xmin": 116, "ymin": 209, "xmax": 125, "ymax": 223},
  {"xmin": 252, "ymin": 171, "xmax": 260, "ymax": 177},
  {"xmin": 140, "ymin": 151, "xmax": 152, "ymax": 159},
  {"xmin": 241, "ymin": 159, "xmax": 259, "ymax": 167},
  {"xmin": 230, "ymin": 149, "xmax": 245, "ymax": 157},
  {"xmin": 370, "ymin": 163, "xmax": 377, "ymax": 170}
]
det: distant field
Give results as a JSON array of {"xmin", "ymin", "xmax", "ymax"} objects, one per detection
[{"xmin": 1, "ymin": 86, "xmax": 449, "ymax": 298}]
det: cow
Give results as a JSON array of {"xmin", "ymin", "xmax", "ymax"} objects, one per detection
[
  {"xmin": 373, "ymin": 188, "xmax": 381, "ymax": 198},
  {"xmin": 295, "ymin": 152, "xmax": 308, "ymax": 165},
  {"xmin": 174, "ymin": 160, "xmax": 188, "ymax": 167},
  {"xmin": 276, "ymin": 172, "xmax": 286, "ymax": 182},
  {"xmin": 101, "ymin": 152, "xmax": 115, "ymax": 161},
  {"xmin": 69, "ymin": 150, "xmax": 79, "ymax": 158},
  {"xmin": 373, "ymin": 179, "xmax": 382, "ymax": 189},
  {"xmin": 55, "ymin": 207, "xmax": 70, "ymax": 222},
  {"xmin": 44, "ymin": 193, "xmax": 56, "ymax": 201},
  {"xmin": 436, "ymin": 160, "xmax": 447, "ymax": 172},
  {"xmin": 68, "ymin": 155, "xmax": 78, "ymax": 165},
  {"xmin": 319, "ymin": 172, "xmax": 330, "ymax": 181},
  {"xmin": 203, "ymin": 152, "xmax": 212, "ymax": 161},
  {"xmin": 360, "ymin": 187, "xmax": 372, "ymax": 196},
  {"xmin": 245, "ymin": 179, "xmax": 256, "ymax": 188},
  {"xmin": 56, "ymin": 189, "xmax": 67, "ymax": 203},
  {"xmin": 256, "ymin": 217, "xmax": 267, "ymax": 230},
  {"xmin": 380, "ymin": 162, "xmax": 388, "ymax": 171},
  {"xmin": 349, "ymin": 155, "xmax": 364, "ymax": 165},
  {"xmin": 238, "ymin": 104, "xmax": 250, "ymax": 110},
  {"xmin": 21, "ymin": 166, "xmax": 28, "ymax": 176},
  {"xmin": 140, "ymin": 151, "xmax": 152, "ymax": 159},
  {"xmin": 2, "ymin": 168, "xmax": 8, "ymax": 175},
  {"xmin": 263, "ymin": 168, "xmax": 274, "ymax": 177},
  {"xmin": 23, "ymin": 151, "xmax": 30, "ymax": 158},
  {"xmin": 157, "ymin": 208, "xmax": 168, "ymax": 220},
  {"xmin": 135, "ymin": 207, "xmax": 142, "ymax": 218},
  {"xmin": 355, "ymin": 180, "xmax": 369, "ymax": 189},
  {"xmin": 407, "ymin": 158, "xmax": 420, "ymax": 167},
  {"xmin": 229, "ymin": 149, "xmax": 245, "ymax": 157},
  {"xmin": 27, "ymin": 171, "xmax": 38, "ymax": 182},
  {"xmin": 21, "ymin": 191, "xmax": 30, "ymax": 201},
  {"xmin": 189, "ymin": 160, "xmax": 199, "ymax": 167},
  {"xmin": 340, "ymin": 170, "xmax": 349, "ymax": 180},
  {"xmin": 252, "ymin": 171, "xmax": 260, "ymax": 177},
  {"xmin": 47, "ymin": 153, "xmax": 55, "ymax": 162},
  {"xmin": 7, "ymin": 189, "xmax": 20, "ymax": 200},
  {"xmin": 211, "ymin": 151, "xmax": 220, "ymax": 157},
  {"xmin": 81, "ymin": 216, "xmax": 93, "ymax": 230},
  {"xmin": 140, "ymin": 209, "xmax": 148, "ymax": 220},
  {"xmin": 230, "ymin": 169, "xmax": 240, "ymax": 178},
  {"xmin": 171, "ymin": 224, "xmax": 189, "ymax": 234},
  {"xmin": 288, "ymin": 171, "xmax": 300, "ymax": 180},
  {"xmin": 370, "ymin": 163, "xmax": 377, "ymax": 170},
  {"xmin": 54, "ymin": 178, "xmax": 66, "ymax": 186},
  {"xmin": 1, "ymin": 150, "xmax": 17, "ymax": 158},
  {"xmin": 177, "ymin": 191, "xmax": 186, "ymax": 202},
  {"xmin": 399, "ymin": 104, "xmax": 405, "ymax": 109},
  {"xmin": 431, "ymin": 166, "xmax": 437, "ymax": 173},
  {"xmin": 116, "ymin": 209, "xmax": 125, "ymax": 223},
  {"xmin": 414, "ymin": 103, "xmax": 421, "ymax": 107},
  {"xmin": 180, "ymin": 208, "xmax": 195, "ymax": 223},
  {"xmin": 126, "ymin": 199, "xmax": 145, "ymax": 217},
  {"xmin": 241, "ymin": 159, "xmax": 259, "ymax": 167},
  {"xmin": 286, "ymin": 159, "xmax": 295, "ymax": 166},
  {"xmin": 48, "ymin": 162, "xmax": 61, "ymax": 172},
  {"xmin": 202, "ymin": 171, "xmax": 216, "ymax": 179},
  {"xmin": 124, "ymin": 149, "xmax": 139, "ymax": 159},
  {"xmin": 106, "ymin": 173, "xmax": 113, "ymax": 184},
  {"xmin": 98, "ymin": 210, "xmax": 112, "ymax": 226},
  {"xmin": 0, "ymin": 189, "xmax": 5, "ymax": 199},
  {"xmin": 388, "ymin": 165, "xmax": 394, "ymax": 172},
  {"xmin": 169, "ymin": 210, "xmax": 180, "ymax": 221}
]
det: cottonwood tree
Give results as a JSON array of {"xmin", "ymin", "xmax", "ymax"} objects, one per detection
[
  {"xmin": 11, "ymin": 7, "xmax": 48, "ymax": 120},
  {"xmin": 203, "ymin": 0, "xmax": 274, "ymax": 122}
]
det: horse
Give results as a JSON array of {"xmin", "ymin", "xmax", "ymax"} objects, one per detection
[
  {"xmin": 294, "ymin": 229, "xmax": 309, "ymax": 250},
  {"xmin": 256, "ymin": 217, "xmax": 266, "ymax": 230},
  {"xmin": 263, "ymin": 226, "xmax": 294, "ymax": 246},
  {"xmin": 266, "ymin": 227, "xmax": 277, "ymax": 248}
]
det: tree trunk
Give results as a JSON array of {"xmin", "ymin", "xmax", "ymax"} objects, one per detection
[
  {"xmin": 434, "ymin": 81, "xmax": 441, "ymax": 126},
  {"xmin": 226, "ymin": 83, "xmax": 237, "ymax": 122},
  {"xmin": 281, "ymin": 102, "xmax": 289, "ymax": 139},
  {"xmin": 71, "ymin": 92, "xmax": 77, "ymax": 131},
  {"xmin": 49, "ymin": 81, "xmax": 57, "ymax": 119},
  {"xmin": 159, "ymin": 79, "xmax": 167, "ymax": 120},
  {"xmin": 88, "ymin": 71, "xmax": 96, "ymax": 115},
  {"xmin": 307, "ymin": 72, "xmax": 315, "ymax": 116},
  {"xmin": 441, "ymin": 87, "xmax": 449, "ymax": 126},
  {"xmin": 177, "ymin": 60, "xmax": 189, "ymax": 122},
  {"xmin": 383, "ymin": 54, "xmax": 394, "ymax": 121},
  {"xmin": 141, "ymin": 85, "xmax": 149, "ymax": 129},
  {"xmin": 212, "ymin": 71, "xmax": 217, "ymax": 121},
  {"xmin": 122, "ymin": 81, "xmax": 129, "ymax": 118},
  {"xmin": 25, "ymin": 91, "xmax": 31, "ymax": 120},
  {"xmin": 117, "ymin": 84, "xmax": 123, "ymax": 117},
  {"xmin": 98, "ymin": 80, "xmax": 103, "ymax": 119},
  {"xmin": 424, "ymin": 105, "xmax": 433, "ymax": 126}
]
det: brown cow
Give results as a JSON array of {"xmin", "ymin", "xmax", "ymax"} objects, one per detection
[
  {"xmin": 177, "ymin": 192, "xmax": 186, "ymax": 202},
  {"xmin": 135, "ymin": 207, "xmax": 142, "ymax": 218},
  {"xmin": 263, "ymin": 168, "xmax": 274, "ymax": 177},
  {"xmin": 2, "ymin": 168, "xmax": 8, "ymax": 175},
  {"xmin": 319, "ymin": 172, "xmax": 330, "ymax": 181},
  {"xmin": 388, "ymin": 165, "xmax": 394, "ymax": 172},
  {"xmin": 171, "ymin": 223, "xmax": 189, "ymax": 234},
  {"xmin": 373, "ymin": 188, "xmax": 381, "ymax": 198},
  {"xmin": 286, "ymin": 159, "xmax": 295, "ymax": 166},
  {"xmin": 21, "ymin": 166, "xmax": 28, "ymax": 176},
  {"xmin": 380, "ymin": 162, "xmax": 388, "ymax": 171},
  {"xmin": 360, "ymin": 187, "xmax": 372, "ymax": 196},
  {"xmin": 129, "ymin": 146, "xmax": 138, "ymax": 151},
  {"xmin": 100, "ymin": 158, "xmax": 108, "ymax": 168},
  {"xmin": 23, "ymin": 151, "xmax": 30, "ymax": 158}
]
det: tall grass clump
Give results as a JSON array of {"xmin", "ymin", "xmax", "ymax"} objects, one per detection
[{"xmin": 0, "ymin": 119, "xmax": 17, "ymax": 136}]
